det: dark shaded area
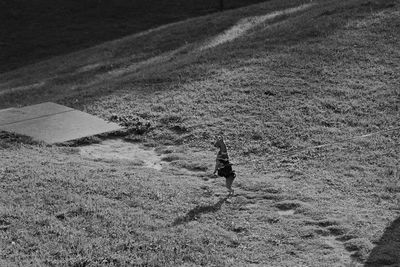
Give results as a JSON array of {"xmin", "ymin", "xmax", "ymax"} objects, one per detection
[
  {"xmin": 0, "ymin": 131, "xmax": 38, "ymax": 149},
  {"xmin": 365, "ymin": 216, "xmax": 400, "ymax": 266},
  {"xmin": 0, "ymin": 0, "xmax": 397, "ymax": 111},
  {"xmin": 0, "ymin": 0, "xmax": 266, "ymax": 73},
  {"xmin": 172, "ymin": 197, "xmax": 228, "ymax": 226}
]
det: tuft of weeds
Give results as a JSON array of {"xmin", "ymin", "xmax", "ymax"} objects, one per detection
[
  {"xmin": 159, "ymin": 114, "xmax": 184, "ymax": 125},
  {"xmin": 326, "ymin": 225, "xmax": 350, "ymax": 236},
  {"xmin": 60, "ymin": 135, "xmax": 103, "ymax": 147},
  {"xmin": 161, "ymin": 153, "xmax": 185, "ymax": 162},
  {"xmin": 172, "ymin": 160, "xmax": 209, "ymax": 172},
  {"xmin": 344, "ymin": 238, "xmax": 374, "ymax": 261},
  {"xmin": 0, "ymin": 131, "xmax": 41, "ymax": 148},
  {"xmin": 275, "ymin": 200, "xmax": 308, "ymax": 211},
  {"xmin": 109, "ymin": 114, "xmax": 152, "ymax": 135},
  {"xmin": 315, "ymin": 218, "xmax": 342, "ymax": 228}
]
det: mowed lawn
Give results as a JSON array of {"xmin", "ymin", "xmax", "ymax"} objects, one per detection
[{"xmin": 1, "ymin": 0, "xmax": 399, "ymax": 266}]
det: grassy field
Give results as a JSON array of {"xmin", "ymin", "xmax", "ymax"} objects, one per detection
[
  {"xmin": 1, "ymin": 0, "xmax": 400, "ymax": 266},
  {"xmin": 0, "ymin": 0, "xmax": 266, "ymax": 73}
]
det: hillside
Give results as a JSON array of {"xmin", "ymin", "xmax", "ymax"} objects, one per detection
[
  {"xmin": 0, "ymin": 0, "xmax": 265, "ymax": 73},
  {"xmin": 1, "ymin": 0, "xmax": 399, "ymax": 266}
]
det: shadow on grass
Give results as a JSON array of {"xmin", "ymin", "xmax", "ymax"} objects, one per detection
[
  {"xmin": 171, "ymin": 197, "xmax": 228, "ymax": 226},
  {"xmin": 0, "ymin": 0, "xmax": 268, "ymax": 73},
  {"xmin": 1, "ymin": 0, "xmax": 396, "ymax": 110},
  {"xmin": 365, "ymin": 216, "xmax": 400, "ymax": 266}
]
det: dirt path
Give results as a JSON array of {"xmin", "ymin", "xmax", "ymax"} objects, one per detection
[
  {"xmin": 78, "ymin": 138, "xmax": 364, "ymax": 265},
  {"xmin": 200, "ymin": 3, "xmax": 314, "ymax": 50}
]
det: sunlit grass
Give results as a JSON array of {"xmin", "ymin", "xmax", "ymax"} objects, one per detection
[{"xmin": 0, "ymin": 0, "xmax": 399, "ymax": 265}]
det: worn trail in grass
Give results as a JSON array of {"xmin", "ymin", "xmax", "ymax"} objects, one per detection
[{"xmin": 1, "ymin": 141, "xmax": 367, "ymax": 266}]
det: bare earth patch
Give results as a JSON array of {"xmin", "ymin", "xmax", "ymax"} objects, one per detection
[
  {"xmin": 200, "ymin": 3, "xmax": 314, "ymax": 50},
  {"xmin": 79, "ymin": 139, "xmax": 165, "ymax": 170}
]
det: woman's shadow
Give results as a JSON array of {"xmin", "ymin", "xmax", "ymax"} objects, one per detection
[
  {"xmin": 365, "ymin": 216, "xmax": 400, "ymax": 266},
  {"xmin": 171, "ymin": 197, "xmax": 228, "ymax": 227}
]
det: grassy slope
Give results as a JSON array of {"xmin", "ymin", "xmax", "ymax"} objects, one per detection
[
  {"xmin": 1, "ymin": 0, "xmax": 400, "ymax": 266},
  {"xmin": 0, "ymin": 0, "xmax": 266, "ymax": 73}
]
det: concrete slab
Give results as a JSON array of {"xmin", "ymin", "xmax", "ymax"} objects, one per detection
[
  {"xmin": 0, "ymin": 102, "xmax": 73, "ymax": 126},
  {"xmin": 0, "ymin": 102, "xmax": 123, "ymax": 144}
]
